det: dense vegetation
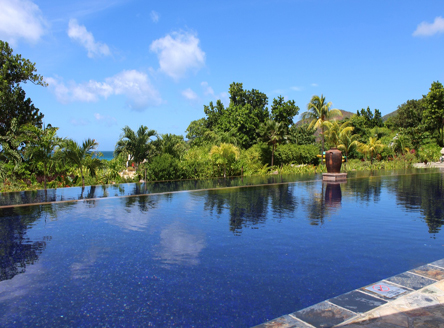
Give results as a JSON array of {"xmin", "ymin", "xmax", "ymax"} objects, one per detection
[{"xmin": 1, "ymin": 40, "xmax": 444, "ymax": 192}]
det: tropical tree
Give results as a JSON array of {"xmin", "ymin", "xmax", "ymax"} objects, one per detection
[
  {"xmin": 0, "ymin": 118, "xmax": 23, "ymax": 180},
  {"xmin": 357, "ymin": 137, "xmax": 385, "ymax": 164},
  {"xmin": 324, "ymin": 120, "xmax": 353, "ymax": 148},
  {"xmin": 0, "ymin": 40, "xmax": 46, "ymax": 138},
  {"xmin": 270, "ymin": 95, "xmax": 300, "ymax": 133},
  {"xmin": 257, "ymin": 119, "xmax": 287, "ymax": 166},
  {"xmin": 21, "ymin": 124, "xmax": 61, "ymax": 189},
  {"xmin": 301, "ymin": 94, "xmax": 342, "ymax": 160},
  {"xmin": 209, "ymin": 143, "xmax": 240, "ymax": 178},
  {"xmin": 336, "ymin": 127, "xmax": 359, "ymax": 167},
  {"xmin": 423, "ymin": 81, "xmax": 444, "ymax": 146},
  {"xmin": 114, "ymin": 125, "xmax": 158, "ymax": 168},
  {"xmin": 65, "ymin": 138, "xmax": 102, "ymax": 187}
]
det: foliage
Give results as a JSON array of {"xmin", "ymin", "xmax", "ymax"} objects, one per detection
[
  {"xmin": 0, "ymin": 40, "xmax": 46, "ymax": 137},
  {"xmin": 182, "ymin": 145, "xmax": 213, "ymax": 179},
  {"xmin": 356, "ymin": 107, "xmax": 384, "ymax": 128},
  {"xmin": 209, "ymin": 143, "xmax": 240, "ymax": 177},
  {"xmin": 423, "ymin": 81, "xmax": 444, "ymax": 146},
  {"xmin": 21, "ymin": 124, "xmax": 61, "ymax": 189},
  {"xmin": 257, "ymin": 119, "xmax": 287, "ymax": 166},
  {"xmin": 301, "ymin": 94, "xmax": 342, "ymax": 157},
  {"xmin": 159, "ymin": 133, "xmax": 188, "ymax": 159},
  {"xmin": 146, "ymin": 153, "xmax": 183, "ymax": 181},
  {"xmin": 274, "ymin": 144, "xmax": 320, "ymax": 166},
  {"xmin": 418, "ymin": 143, "xmax": 442, "ymax": 163},
  {"xmin": 115, "ymin": 125, "xmax": 158, "ymax": 167},
  {"xmin": 288, "ymin": 123, "xmax": 316, "ymax": 145},
  {"xmin": 324, "ymin": 120, "xmax": 354, "ymax": 148},
  {"xmin": 185, "ymin": 118, "xmax": 209, "ymax": 147},
  {"xmin": 65, "ymin": 138, "xmax": 103, "ymax": 187},
  {"xmin": 270, "ymin": 95, "xmax": 300, "ymax": 132},
  {"xmin": 391, "ymin": 99, "xmax": 426, "ymax": 130},
  {"xmin": 357, "ymin": 137, "xmax": 385, "ymax": 163}
]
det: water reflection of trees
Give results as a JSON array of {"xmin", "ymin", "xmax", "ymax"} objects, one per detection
[
  {"xmin": 390, "ymin": 173, "xmax": 444, "ymax": 235},
  {"xmin": 203, "ymin": 184, "xmax": 298, "ymax": 234},
  {"xmin": 0, "ymin": 207, "xmax": 47, "ymax": 281}
]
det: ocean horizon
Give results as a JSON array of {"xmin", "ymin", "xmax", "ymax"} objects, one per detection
[{"xmin": 93, "ymin": 151, "xmax": 114, "ymax": 161}]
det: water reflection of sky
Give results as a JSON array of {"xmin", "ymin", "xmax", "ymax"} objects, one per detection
[{"xmin": 0, "ymin": 171, "xmax": 443, "ymax": 327}]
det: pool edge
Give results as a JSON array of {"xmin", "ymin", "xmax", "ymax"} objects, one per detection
[{"xmin": 252, "ymin": 258, "xmax": 444, "ymax": 327}]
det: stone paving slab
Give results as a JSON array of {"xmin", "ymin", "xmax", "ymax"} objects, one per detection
[
  {"xmin": 252, "ymin": 259, "xmax": 444, "ymax": 328},
  {"xmin": 292, "ymin": 301, "xmax": 355, "ymax": 328},
  {"xmin": 329, "ymin": 291, "xmax": 387, "ymax": 313},
  {"xmin": 385, "ymin": 272, "xmax": 436, "ymax": 291},
  {"xmin": 410, "ymin": 264, "xmax": 444, "ymax": 281},
  {"xmin": 361, "ymin": 281, "xmax": 410, "ymax": 300}
]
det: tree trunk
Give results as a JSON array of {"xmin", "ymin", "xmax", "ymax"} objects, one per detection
[
  {"xmin": 81, "ymin": 168, "xmax": 85, "ymax": 187},
  {"xmin": 271, "ymin": 143, "xmax": 275, "ymax": 167},
  {"xmin": 223, "ymin": 165, "xmax": 226, "ymax": 178},
  {"xmin": 44, "ymin": 162, "xmax": 47, "ymax": 190},
  {"xmin": 321, "ymin": 126, "xmax": 325, "ymax": 165}
]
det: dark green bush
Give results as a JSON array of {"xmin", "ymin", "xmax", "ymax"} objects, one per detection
[
  {"xmin": 274, "ymin": 144, "xmax": 320, "ymax": 165},
  {"xmin": 147, "ymin": 154, "xmax": 183, "ymax": 181}
]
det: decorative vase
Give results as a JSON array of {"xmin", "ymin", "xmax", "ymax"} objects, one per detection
[{"xmin": 325, "ymin": 148, "xmax": 342, "ymax": 173}]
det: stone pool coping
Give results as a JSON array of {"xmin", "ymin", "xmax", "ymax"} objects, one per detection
[{"xmin": 253, "ymin": 258, "xmax": 444, "ymax": 328}]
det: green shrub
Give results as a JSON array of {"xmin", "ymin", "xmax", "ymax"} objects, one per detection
[
  {"xmin": 274, "ymin": 144, "xmax": 320, "ymax": 166},
  {"xmin": 418, "ymin": 143, "xmax": 441, "ymax": 162},
  {"xmin": 147, "ymin": 154, "xmax": 183, "ymax": 181}
]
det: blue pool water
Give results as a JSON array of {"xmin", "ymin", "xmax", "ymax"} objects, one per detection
[{"xmin": 0, "ymin": 171, "xmax": 443, "ymax": 327}]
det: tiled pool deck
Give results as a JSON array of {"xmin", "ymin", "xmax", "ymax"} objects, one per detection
[{"xmin": 254, "ymin": 259, "xmax": 444, "ymax": 328}]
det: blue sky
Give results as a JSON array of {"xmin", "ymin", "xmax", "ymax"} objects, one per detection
[{"xmin": 1, "ymin": 0, "xmax": 443, "ymax": 150}]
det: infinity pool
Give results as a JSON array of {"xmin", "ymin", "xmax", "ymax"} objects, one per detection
[{"xmin": 0, "ymin": 170, "xmax": 443, "ymax": 327}]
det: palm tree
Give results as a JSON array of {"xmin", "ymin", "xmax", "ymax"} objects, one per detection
[
  {"xmin": 335, "ymin": 125, "xmax": 359, "ymax": 168},
  {"xmin": 114, "ymin": 125, "xmax": 158, "ymax": 168},
  {"xmin": 209, "ymin": 143, "xmax": 240, "ymax": 178},
  {"xmin": 301, "ymin": 95, "xmax": 342, "ymax": 161},
  {"xmin": 357, "ymin": 137, "xmax": 385, "ymax": 164},
  {"xmin": 21, "ymin": 123, "xmax": 61, "ymax": 189},
  {"xmin": 65, "ymin": 138, "xmax": 102, "ymax": 187},
  {"xmin": 257, "ymin": 119, "xmax": 287, "ymax": 166}
]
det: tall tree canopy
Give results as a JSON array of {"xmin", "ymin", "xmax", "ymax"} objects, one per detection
[
  {"xmin": 186, "ymin": 82, "xmax": 272, "ymax": 149},
  {"xmin": 0, "ymin": 41, "xmax": 46, "ymax": 137},
  {"xmin": 270, "ymin": 95, "xmax": 300, "ymax": 133},
  {"xmin": 423, "ymin": 81, "xmax": 444, "ymax": 146}
]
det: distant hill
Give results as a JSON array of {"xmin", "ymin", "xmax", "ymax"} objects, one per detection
[
  {"xmin": 382, "ymin": 110, "xmax": 398, "ymax": 122},
  {"xmin": 294, "ymin": 109, "xmax": 355, "ymax": 127}
]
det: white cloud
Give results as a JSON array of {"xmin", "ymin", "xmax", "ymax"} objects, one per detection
[
  {"xmin": 68, "ymin": 19, "xmax": 111, "ymax": 58},
  {"xmin": 47, "ymin": 70, "xmax": 162, "ymax": 111},
  {"xmin": 291, "ymin": 86, "xmax": 302, "ymax": 91},
  {"xmin": 201, "ymin": 81, "xmax": 214, "ymax": 96},
  {"xmin": 311, "ymin": 83, "xmax": 318, "ymax": 87},
  {"xmin": 413, "ymin": 16, "xmax": 444, "ymax": 37},
  {"xmin": 94, "ymin": 113, "xmax": 117, "ymax": 126},
  {"xmin": 200, "ymin": 81, "xmax": 229, "ymax": 106},
  {"xmin": 150, "ymin": 31, "xmax": 206, "ymax": 80},
  {"xmin": 0, "ymin": 0, "xmax": 46, "ymax": 44},
  {"xmin": 70, "ymin": 118, "xmax": 90, "ymax": 126},
  {"xmin": 150, "ymin": 10, "xmax": 159, "ymax": 23},
  {"xmin": 181, "ymin": 88, "xmax": 198, "ymax": 100}
]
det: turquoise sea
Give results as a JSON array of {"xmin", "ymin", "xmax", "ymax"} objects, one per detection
[{"xmin": 93, "ymin": 151, "xmax": 114, "ymax": 161}]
